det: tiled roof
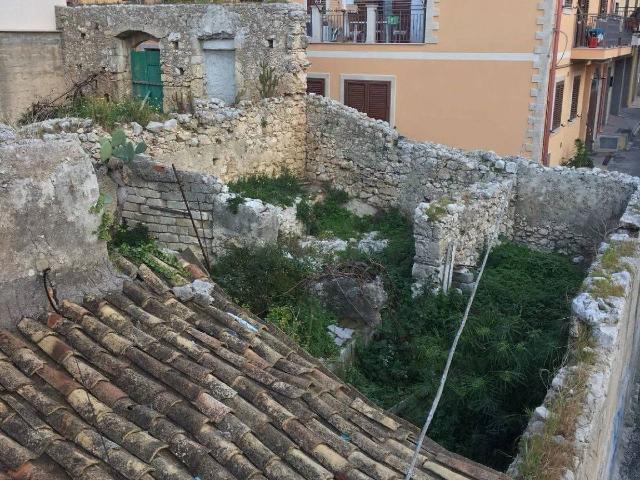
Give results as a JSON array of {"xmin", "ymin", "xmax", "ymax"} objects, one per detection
[{"xmin": 0, "ymin": 255, "xmax": 509, "ymax": 480}]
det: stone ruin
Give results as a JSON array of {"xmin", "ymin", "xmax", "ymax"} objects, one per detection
[{"xmin": 2, "ymin": 2, "xmax": 640, "ymax": 478}]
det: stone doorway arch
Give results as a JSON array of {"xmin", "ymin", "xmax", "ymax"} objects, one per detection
[{"xmin": 115, "ymin": 30, "xmax": 163, "ymax": 110}]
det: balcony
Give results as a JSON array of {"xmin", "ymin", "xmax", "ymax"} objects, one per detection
[
  {"xmin": 308, "ymin": 3, "xmax": 426, "ymax": 44},
  {"xmin": 572, "ymin": 13, "xmax": 635, "ymax": 60}
]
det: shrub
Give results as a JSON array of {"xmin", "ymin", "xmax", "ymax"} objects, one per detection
[
  {"xmin": 267, "ymin": 295, "xmax": 339, "ymax": 358},
  {"xmin": 211, "ymin": 244, "xmax": 312, "ymax": 314},
  {"xmin": 227, "ymin": 170, "xmax": 304, "ymax": 207},
  {"xmin": 348, "ymin": 242, "xmax": 584, "ymax": 470},
  {"xmin": 22, "ymin": 96, "xmax": 165, "ymax": 129},
  {"xmin": 562, "ymin": 139, "xmax": 594, "ymax": 168},
  {"xmin": 212, "ymin": 244, "xmax": 339, "ymax": 358}
]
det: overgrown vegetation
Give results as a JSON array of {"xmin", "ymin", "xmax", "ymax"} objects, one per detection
[
  {"xmin": 346, "ymin": 242, "xmax": 584, "ymax": 470},
  {"xmin": 177, "ymin": 173, "xmax": 585, "ymax": 469},
  {"xmin": 110, "ymin": 222, "xmax": 188, "ymax": 284},
  {"xmin": 297, "ymin": 188, "xmax": 370, "ymax": 238},
  {"xmin": 562, "ymin": 139, "xmax": 594, "ymax": 168},
  {"xmin": 227, "ymin": 170, "xmax": 303, "ymax": 207},
  {"xmin": 20, "ymin": 96, "xmax": 165, "ymax": 129},
  {"xmin": 516, "ymin": 323, "xmax": 594, "ymax": 479},
  {"xmin": 211, "ymin": 244, "xmax": 339, "ymax": 358}
]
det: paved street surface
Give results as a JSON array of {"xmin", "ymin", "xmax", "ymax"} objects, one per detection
[{"xmin": 594, "ymin": 106, "xmax": 640, "ymax": 177}]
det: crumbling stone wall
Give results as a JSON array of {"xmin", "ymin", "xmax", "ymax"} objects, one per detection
[
  {"xmin": 0, "ymin": 125, "xmax": 121, "ymax": 328},
  {"xmin": 305, "ymin": 95, "xmax": 514, "ymax": 213},
  {"xmin": 55, "ymin": 3, "xmax": 308, "ymax": 111},
  {"xmin": 121, "ymin": 157, "xmax": 293, "ymax": 258},
  {"xmin": 20, "ymin": 96, "xmax": 307, "ymax": 184},
  {"xmin": 412, "ymin": 180, "xmax": 514, "ymax": 292},
  {"xmin": 512, "ymin": 164, "xmax": 638, "ymax": 255}
]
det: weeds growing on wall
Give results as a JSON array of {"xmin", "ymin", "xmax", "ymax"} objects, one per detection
[
  {"xmin": 347, "ymin": 242, "xmax": 584, "ymax": 470},
  {"xmin": 110, "ymin": 222, "xmax": 188, "ymax": 284},
  {"xmin": 227, "ymin": 170, "xmax": 304, "ymax": 207},
  {"xmin": 20, "ymin": 96, "xmax": 165, "ymax": 129}
]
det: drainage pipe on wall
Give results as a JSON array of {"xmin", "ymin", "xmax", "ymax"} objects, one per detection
[{"xmin": 541, "ymin": 0, "xmax": 564, "ymax": 166}]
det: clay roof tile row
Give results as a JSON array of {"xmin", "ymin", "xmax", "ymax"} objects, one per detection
[{"xmin": 0, "ymin": 256, "xmax": 510, "ymax": 480}]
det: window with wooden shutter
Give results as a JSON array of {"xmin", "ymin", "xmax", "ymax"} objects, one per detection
[
  {"xmin": 570, "ymin": 76, "xmax": 581, "ymax": 120},
  {"xmin": 552, "ymin": 81, "xmax": 565, "ymax": 131},
  {"xmin": 307, "ymin": 77, "xmax": 326, "ymax": 96},
  {"xmin": 344, "ymin": 80, "xmax": 391, "ymax": 122}
]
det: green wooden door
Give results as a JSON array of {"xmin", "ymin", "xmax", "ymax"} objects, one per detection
[{"xmin": 130, "ymin": 49, "xmax": 163, "ymax": 110}]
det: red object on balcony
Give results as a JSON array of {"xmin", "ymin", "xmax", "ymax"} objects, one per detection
[{"xmin": 587, "ymin": 36, "xmax": 599, "ymax": 48}]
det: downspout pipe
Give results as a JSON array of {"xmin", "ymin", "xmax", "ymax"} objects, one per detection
[{"xmin": 541, "ymin": 0, "xmax": 564, "ymax": 165}]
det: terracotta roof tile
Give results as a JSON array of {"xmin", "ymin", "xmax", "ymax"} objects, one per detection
[{"xmin": 0, "ymin": 262, "xmax": 509, "ymax": 480}]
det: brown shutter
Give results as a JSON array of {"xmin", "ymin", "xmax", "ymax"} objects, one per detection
[
  {"xmin": 552, "ymin": 81, "xmax": 565, "ymax": 130},
  {"xmin": 344, "ymin": 80, "xmax": 391, "ymax": 122},
  {"xmin": 307, "ymin": 77, "xmax": 326, "ymax": 96},
  {"xmin": 570, "ymin": 76, "xmax": 581, "ymax": 120},
  {"xmin": 366, "ymin": 82, "xmax": 391, "ymax": 122},
  {"xmin": 345, "ymin": 80, "xmax": 368, "ymax": 113}
]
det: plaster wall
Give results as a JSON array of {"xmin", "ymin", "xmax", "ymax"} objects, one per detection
[
  {"xmin": 0, "ymin": 32, "xmax": 66, "ymax": 123},
  {"xmin": 0, "ymin": 0, "xmax": 66, "ymax": 31}
]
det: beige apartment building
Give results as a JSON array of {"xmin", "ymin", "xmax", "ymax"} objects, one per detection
[{"xmin": 302, "ymin": 0, "xmax": 640, "ymax": 165}]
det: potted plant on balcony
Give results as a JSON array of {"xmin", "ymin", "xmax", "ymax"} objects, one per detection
[{"xmin": 587, "ymin": 28, "xmax": 604, "ymax": 47}]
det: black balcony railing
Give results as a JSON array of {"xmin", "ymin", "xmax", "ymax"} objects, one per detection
[
  {"xmin": 574, "ymin": 13, "xmax": 634, "ymax": 48},
  {"xmin": 315, "ymin": 3, "xmax": 426, "ymax": 44},
  {"xmin": 320, "ymin": 9, "xmax": 368, "ymax": 43},
  {"xmin": 374, "ymin": 6, "xmax": 425, "ymax": 43}
]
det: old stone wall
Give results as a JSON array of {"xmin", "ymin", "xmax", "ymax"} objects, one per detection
[
  {"xmin": 121, "ymin": 157, "xmax": 294, "ymax": 259},
  {"xmin": 0, "ymin": 32, "xmax": 67, "ymax": 123},
  {"xmin": 412, "ymin": 180, "xmax": 514, "ymax": 292},
  {"xmin": 307, "ymin": 95, "xmax": 639, "ymax": 260},
  {"xmin": 0, "ymin": 125, "xmax": 121, "ymax": 328},
  {"xmin": 55, "ymin": 3, "xmax": 308, "ymax": 112},
  {"xmin": 305, "ymin": 94, "xmax": 515, "ymax": 213},
  {"xmin": 510, "ymin": 189, "xmax": 640, "ymax": 480},
  {"xmin": 19, "ymin": 96, "xmax": 307, "ymax": 183},
  {"xmin": 512, "ymin": 164, "xmax": 639, "ymax": 255}
]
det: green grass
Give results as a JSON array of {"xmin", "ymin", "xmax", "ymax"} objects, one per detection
[
  {"xmin": 21, "ymin": 96, "xmax": 166, "ymax": 129},
  {"xmin": 227, "ymin": 170, "xmax": 304, "ymax": 207}
]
